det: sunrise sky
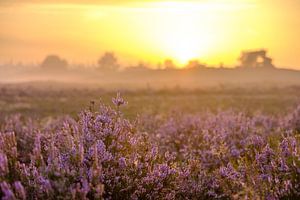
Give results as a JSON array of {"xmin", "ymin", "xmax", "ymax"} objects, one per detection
[{"xmin": 0, "ymin": 0, "xmax": 299, "ymax": 68}]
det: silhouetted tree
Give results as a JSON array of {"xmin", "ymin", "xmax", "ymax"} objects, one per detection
[
  {"xmin": 219, "ymin": 62, "xmax": 224, "ymax": 68},
  {"xmin": 185, "ymin": 60, "xmax": 206, "ymax": 69},
  {"xmin": 136, "ymin": 62, "xmax": 149, "ymax": 69},
  {"xmin": 125, "ymin": 62, "xmax": 150, "ymax": 73},
  {"xmin": 156, "ymin": 62, "xmax": 162, "ymax": 69},
  {"xmin": 40, "ymin": 55, "xmax": 68, "ymax": 71},
  {"xmin": 97, "ymin": 52, "xmax": 119, "ymax": 71},
  {"xmin": 164, "ymin": 59, "xmax": 176, "ymax": 69},
  {"xmin": 239, "ymin": 50, "xmax": 274, "ymax": 68}
]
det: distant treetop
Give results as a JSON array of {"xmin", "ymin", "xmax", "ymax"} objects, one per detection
[
  {"xmin": 40, "ymin": 55, "xmax": 68, "ymax": 71},
  {"xmin": 164, "ymin": 59, "xmax": 176, "ymax": 69},
  {"xmin": 97, "ymin": 52, "xmax": 119, "ymax": 71},
  {"xmin": 239, "ymin": 49, "xmax": 275, "ymax": 68}
]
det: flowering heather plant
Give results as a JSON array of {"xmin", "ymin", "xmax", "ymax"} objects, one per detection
[{"xmin": 0, "ymin": 93, "xmax": 300, "ymax": 199}]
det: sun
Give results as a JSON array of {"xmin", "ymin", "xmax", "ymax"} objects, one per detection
[
  {"xmin": 148, "ymin": 1, "xmax": 215, "ymax": 66},
  {"xmin": 165, "ymin": 30, "xmax": 206, "ymax": 65},
  {"xmin": 84, "ymin": 1, "xmax": 231, "ymax": 67}
]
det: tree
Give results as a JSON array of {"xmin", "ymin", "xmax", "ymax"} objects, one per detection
[
  {"xmin": 163, "ymin": 59, "xmax": 176, "ymax": 69},
  {"xmin": 185, "ymin": 60, "xmax": 206, "ymax": 69},
  {"xmin": 40, "ymin": 55, "xmax": 68, "ymax": 71},
  {"xmin": 97, "ymin": 52, "xmax": 119, "ymax": 71},
  {"xmin": 239, "ymin": 50, "xmax": 274, "ymax": 68}
]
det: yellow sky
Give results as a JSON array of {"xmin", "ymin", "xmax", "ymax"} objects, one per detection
[{"xmin": 0, "ymin": 0, "xmax": 299, "ymax": 68}]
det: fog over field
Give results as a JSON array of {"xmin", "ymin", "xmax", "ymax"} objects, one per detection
[{"xmin": 1, "ymin": 50, "xmax": 300, "ymax": 89}]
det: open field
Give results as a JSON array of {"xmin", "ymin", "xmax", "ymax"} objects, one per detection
[
  {"xmin": 1, "ymin": 83, "xmax": 300, "ymax": 120},
  {"xmin": 1, "ymin": 84, "xmax": 300, "ymax": 199}
]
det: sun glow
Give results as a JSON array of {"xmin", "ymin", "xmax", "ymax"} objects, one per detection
[
  {"xmin": 2, "ymin": 1, "xmax": 300, "ymax": 68},
  {"xmin": 0, "ymin": 1, "xmax": 258, "ymax": 67},
  {"xmin": 0, "ymin": 1, "xmax": 253, "ymax": 67},
  {"xmin": 161, "ymin": 26, "xmax": 212, "ymax": 65},
  {"xmin": 129, "ymin": 0, "xmax": 259, "ymax": 66},
  {"xmin": 82, "ymin": 1, "xmax": 220, "ymax": 66},
  {"xmin": 158, "ymin": 12, "xmax": 213, "ymax": 65},
  {"xmin": 138, "ymin": 1, "xmax": 221, "ymax": 65}
]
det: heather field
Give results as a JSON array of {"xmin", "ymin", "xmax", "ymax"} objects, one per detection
[
  {"xmin": 1, "ymin": 85, "xmax": 300, "ymax": 199},
  {"xmin": 2, "ymin": 0, "xmax": 300, "ymax": 199}
]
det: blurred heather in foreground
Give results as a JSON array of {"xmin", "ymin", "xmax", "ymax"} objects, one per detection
[{"xmin": 1, "ymin": 94, "xmax": 300, "ymax": 199}]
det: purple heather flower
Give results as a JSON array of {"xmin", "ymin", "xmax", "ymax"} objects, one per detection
[
  {"xmin": 112, "ymin": 92, "xmax": 127, "ymax": 107},
  {"xmin": 219, "ymin": 163, "xmax": 240, "ymax": 181},
  {"xmin": 118, "ymin": 157, "xmax": 127, "ymax": 168},
  {"xmin": 280, "ymin": 138, "xmax": 290, "ymax": 157},
  {"xmin": 230, "ymin": 148, "xmax": 240, "ymax": 157},
  {"xmin": 0, "ymin": 182, "xmax": 16, "ymax": 200},
  {"xmin": 279, "ymin": 158, "xmax": 289, "ymax": 172},
  {"xmin": 13, "ymin": 181, "xmax": 26, "ymax": 200},
  {"xmin": 38, "ymin": 176, "xmax": 53, "ymax": 194},
  {"xmin": 0, "ymin": 153, "xmax": 8, "ymax": 175},
  {"xmin": 96, "ymin": 114, "xmax": 111, "ymax": 125}
]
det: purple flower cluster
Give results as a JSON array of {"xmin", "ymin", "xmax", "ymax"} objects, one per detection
[{"xmin": 1, "ymin": 94, "xmax": 300, "ymax": 199}]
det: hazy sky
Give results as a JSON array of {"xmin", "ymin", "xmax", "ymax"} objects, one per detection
[{"xmin": 0, "ymin": 0, "xmax": 300, "ymax": 68}]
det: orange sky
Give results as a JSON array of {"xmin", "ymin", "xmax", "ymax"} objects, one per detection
[{"xmin": 0, "ymin": 0, "xmax": 299, "ymax": 68}]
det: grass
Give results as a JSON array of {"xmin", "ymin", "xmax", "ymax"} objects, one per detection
[{"xmin": 0, "ymin": 84, "xmax": 300, "ymax": 121}]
